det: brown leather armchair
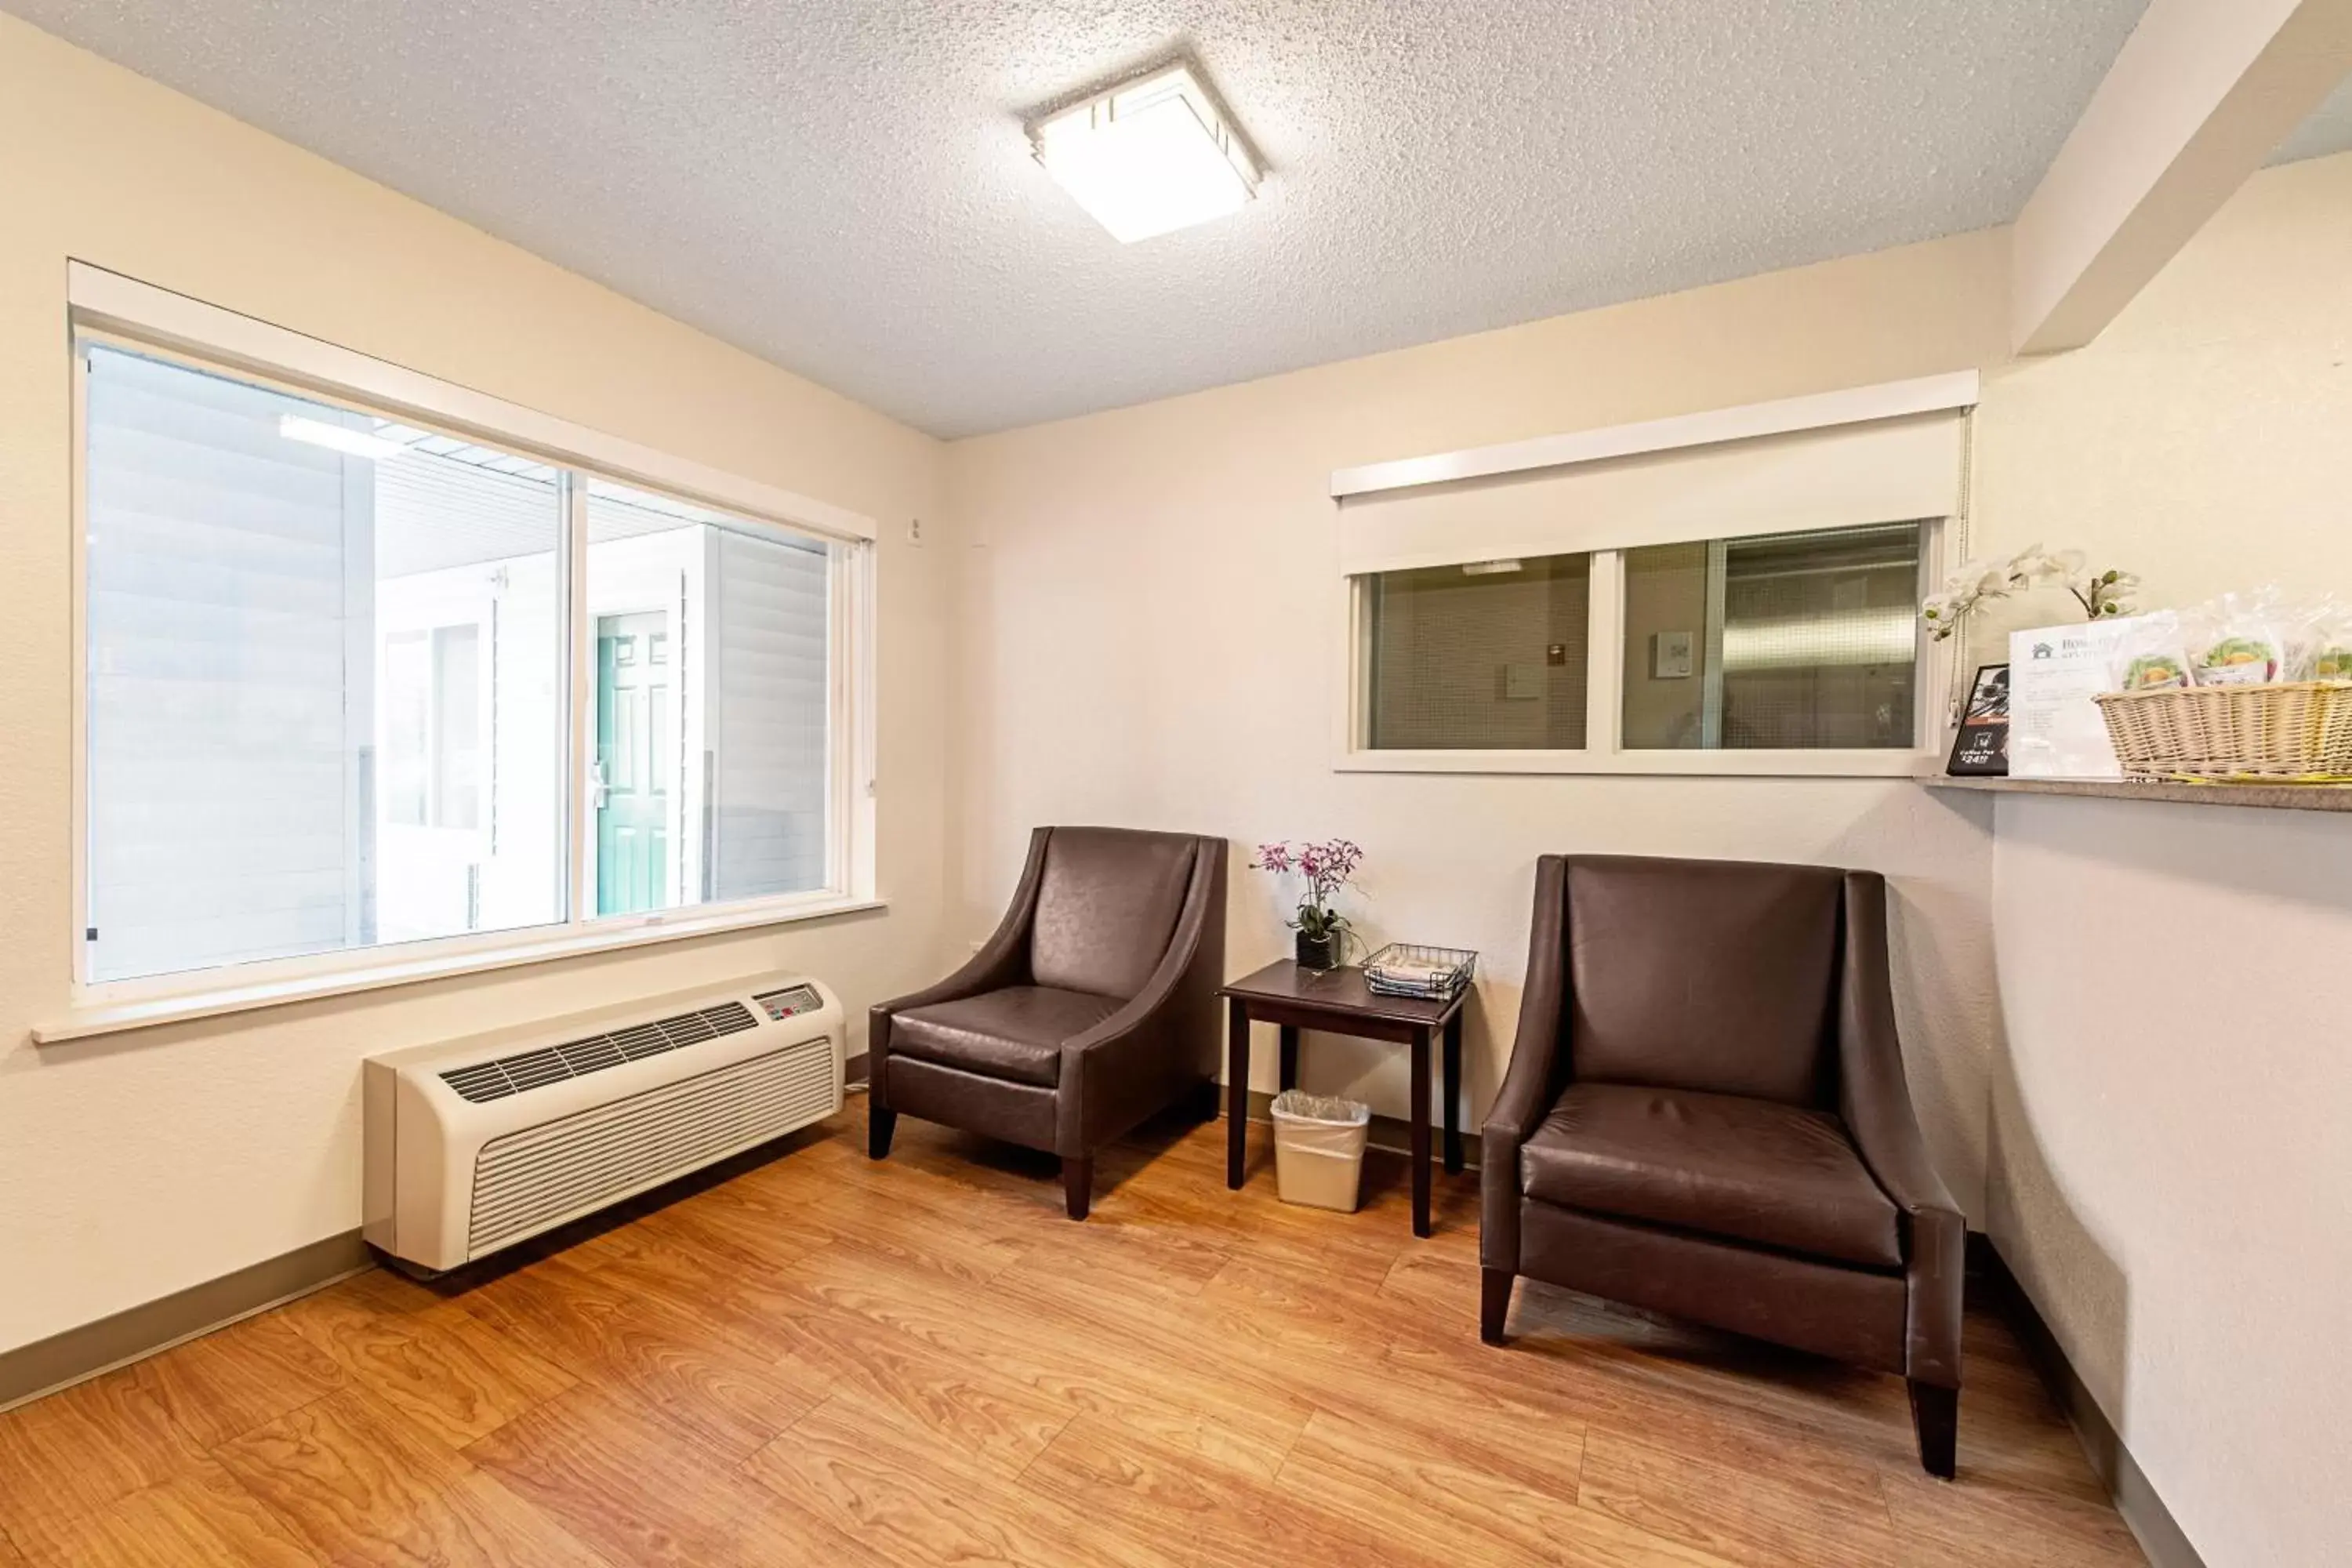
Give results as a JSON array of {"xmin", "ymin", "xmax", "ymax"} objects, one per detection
[
  {"xmin": 1480, "ymin": 855, "xmax": 1965, "ymax": 1477},
  {"xmin": 868, "ymin": 826, "xmax": 1227, "ymax": 1220}
]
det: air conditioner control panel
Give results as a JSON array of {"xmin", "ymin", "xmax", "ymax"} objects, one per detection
[{"xmin": 753, "ymin": 983, "xmax": 824, "ymax": 1022}]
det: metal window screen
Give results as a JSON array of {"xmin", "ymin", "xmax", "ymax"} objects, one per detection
[
  {"xmin": 1622, "ymin": 521, "xmax": 1922, "ymax": 750},
  {"xmin": 1364, "ymin": 553, "xmax": 1590, "ymax": 750}
]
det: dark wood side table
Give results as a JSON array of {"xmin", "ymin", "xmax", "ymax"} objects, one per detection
[{"xmin": 1219, "ymin": 960, "xmax": 1468, "ymax": 1238}]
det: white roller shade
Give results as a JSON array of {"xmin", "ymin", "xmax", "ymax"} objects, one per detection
[{"xmin": 1336, "ymin": 409, "xmax": 1967, "ymax": 575}]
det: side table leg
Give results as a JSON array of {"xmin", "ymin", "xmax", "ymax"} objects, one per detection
[
  {"xmin": 1279, "ymin": 1025, "xmax": 1299, "ymax": 1092},
  {"xmin": 1411, "ymin": 1027, "xmax": 1433, "ymax": 1237},
  {"xmin": 1226, "ymin": 999, "xmax": 1250, "ymax": 1190},
  {"xmin": 1443, "ymin": 1012, "xmax": 1465, "ymax": 1174}
]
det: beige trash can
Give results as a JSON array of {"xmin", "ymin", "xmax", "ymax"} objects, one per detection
[{"xmin": 1270, "ymin": 1091, "xmax": 1371, "ymax": 1213}]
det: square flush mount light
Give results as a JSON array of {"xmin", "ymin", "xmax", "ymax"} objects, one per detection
[{"xmin": 1030, "ymin": 64, "xmax": 1261, "ymax": 243}]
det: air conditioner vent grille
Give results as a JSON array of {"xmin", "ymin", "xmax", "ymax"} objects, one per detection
[
  {"xmin": 466, "ymin": 1036, "xmax": 835, "ymax": 1257},
  {"xmin": 438, "ymin": 1000, "xmax": 759, "ymax": 1104},
  {"xmin": 609, "ymin": 1023, "xmax": 673, "ymax": 1061},
  {"xmin": 438, "ymin": 1062, "xmax": 513, "ymax": 1102}
]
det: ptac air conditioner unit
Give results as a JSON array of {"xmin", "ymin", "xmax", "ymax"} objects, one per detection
[{"xmin": 363, "ymin": 978, "xmax": 844, "ymax": 1272}]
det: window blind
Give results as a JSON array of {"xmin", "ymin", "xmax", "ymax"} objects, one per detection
[
  {"xmin": 708, "ymin": 529, "xmax": 830, "ymax": 901},
  {"xmin": 83, "ymin": 345, "xmax": 369, "ymax": 981},
  {"xmin": 1334, "ymin": 410, "xmax": 1966, "ymax": 576}
]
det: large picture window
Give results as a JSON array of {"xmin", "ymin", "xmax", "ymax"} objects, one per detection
[
  {"xmin": 581, "ymin": 479, "xmax": 833, "ymax": 915},
  {"xmin": 71, "ymin": 299, "xmax": 873, "ymax": 1009}
]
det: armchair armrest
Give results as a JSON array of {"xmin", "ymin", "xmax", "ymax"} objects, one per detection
[
  {"xmin": 1835, "ymin": 873, "xmax": 1958, "ymax": 1215},
  {"xmin": 1054, "ymin": 838, "xmax": 1227, "ymax": 1154},
  {"xmin": 1483, "ymin": 855, "xmax": 1572, "ymax": 1272},
  {"xmin": 1837, "ymin": 870, "xmax": 1964, "ymax": 1387}
]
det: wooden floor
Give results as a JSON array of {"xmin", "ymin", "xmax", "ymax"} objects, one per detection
[{"xmin": 0, "ymin": 1102, "xmax": 2146, "ymax": 1567}]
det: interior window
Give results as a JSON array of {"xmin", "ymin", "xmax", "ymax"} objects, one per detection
[
  {"xmin": 1621, "ymin": 521, "xmax": 1922, "ymax": 750},
  {"xmin": 1362, "ymin": 552, "xmax": 1592, "ymax": 750}
]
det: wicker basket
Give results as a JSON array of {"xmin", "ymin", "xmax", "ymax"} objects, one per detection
[{"xmin": 2093, "ymin": 681, "xmax": 2352, "ymax": 780}]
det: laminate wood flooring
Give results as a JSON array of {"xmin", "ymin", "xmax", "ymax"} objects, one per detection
[{"xmin": 0, "ymin": 1105, "xmax": 2146, "ymax": 1566}]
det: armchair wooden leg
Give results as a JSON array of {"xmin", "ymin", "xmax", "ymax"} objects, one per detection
[
  {"xmin": 1480, "ymin": 1268, "xmax": 1513, "ymax": 1345},
  {"xmin": 1909, "ymin": 1379, "xmax": 1958, "ymax": 1479},
  {"xmin": 1063, "ymin": 1155, "xmax": 1093, "ymax": 1221},
  {"xmin": 868, "ymin": 1106, "xmax": 897, "ymax": 1160}
]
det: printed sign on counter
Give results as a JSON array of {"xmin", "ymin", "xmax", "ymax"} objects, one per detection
[
  {"xmin": 1945, "ymin": 663, "xmax": 2011, "ymax": 776},
  {"xmin": 2008, "ymin": 619, "xmax": 2140, "ymax": 779}
]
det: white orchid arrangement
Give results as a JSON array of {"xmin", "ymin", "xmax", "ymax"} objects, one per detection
[{"xmin": 1920, "ymin": 546, "xmax": 2139, "ymax": 642}]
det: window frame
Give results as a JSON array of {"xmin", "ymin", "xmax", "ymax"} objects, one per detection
[
  {"xmin": 50, "ymin": 266, "xmax": 880, "ymax": 1041},
  {"xmin": 1334, "ymin": 519, "xmax": 1953, "ymax": 778}
]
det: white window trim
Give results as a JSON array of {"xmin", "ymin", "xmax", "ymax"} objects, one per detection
[
  {"xmin": 33, "ymin": 896, "xmax": 890, "ymax": 1044},
  {"xmin": 1328, "ymin": 371, "xmax": 1979, "ymax": 499},
  {"xmin": 67, "ymin": 263, "xmax": 878, "ymax": 542},
  {"xmin": 1332, "ymin": 376, "xmax": 1973, "ymax": 776},
  {"xmin": 47, "ymin": 267, "xmax": 884, "ymax": 1043},
  {"xmin": 1333, "ymin": 524, "xmax": 1955, "ymax": 779}
]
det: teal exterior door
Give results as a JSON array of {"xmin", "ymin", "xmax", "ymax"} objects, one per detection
[{"xmin": 594, "ymin": 612, "xmax": 672, "ymax": 914}]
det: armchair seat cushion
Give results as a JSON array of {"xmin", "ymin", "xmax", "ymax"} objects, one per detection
[
  {"xmin": 1519, "ymin": 1083, "xmax": 1902, "ymax": 1270},
  {"xmin": 889, "ymin": 985, "xmax": 1121, "ymax": 1087}
]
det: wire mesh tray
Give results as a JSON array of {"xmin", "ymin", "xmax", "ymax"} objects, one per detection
[{"xmin": 1362, "ymin": 943, "xmax": 1477, "ymax": 1000}]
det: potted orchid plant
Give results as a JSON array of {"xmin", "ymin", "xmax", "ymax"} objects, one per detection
[
  {"xmin": 1252, "ymin": 839, "xmax": 1363, "ymax": 971},
  {"xmin": 1921, "ymin": 545, "xmax": 2139, "ymax": 642}
]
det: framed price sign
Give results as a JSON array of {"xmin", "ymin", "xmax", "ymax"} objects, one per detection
[{"xmin": 1946, "ymin": 663, "xmax": 2011, "ymax": 777}]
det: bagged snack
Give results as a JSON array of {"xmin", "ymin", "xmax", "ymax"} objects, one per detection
[
  {"xmin": 2310, "ymin": 637, "xmax": 2352, "ymax": 683},
  {"xmin": 2199, "ymin": 635, "xmax": 2280, "ymax": 683},
  {"xmin": 2187, "ymin": 590, "xmax": 2288, "ymax": 687},
  {"xmin": 2107, "ymin": 611, "xmax": 2192, "ymax": 691},
  {"xmin": 2286, "ymin": 598, "xmax": 2352, "ymax": 682}
]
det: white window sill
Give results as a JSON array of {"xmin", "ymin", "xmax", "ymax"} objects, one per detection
[
  {"xmin": 34, "ymin": 895, "xmax": 887, "ymax": 1044},
  {"xmin": 1332, "ymin": 749, "xmax": 1940, "ymax": 778}
]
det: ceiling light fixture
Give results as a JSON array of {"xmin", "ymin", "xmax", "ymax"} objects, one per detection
[
  {"xmin": 1461, "ymin": 559, "xmax": 1525, "ymax": 576},
  {"xmin": 1030, "ymin": 63, "xmax": 1260, "ymax": 244},
  {"xmin": 278, "ymin": 414, "xmax": 411, "ymax": 460}
]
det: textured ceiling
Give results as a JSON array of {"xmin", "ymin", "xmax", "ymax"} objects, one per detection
[{"xmin": 14, "ymin": 2, "xmax": 2349, "ymax": 437}]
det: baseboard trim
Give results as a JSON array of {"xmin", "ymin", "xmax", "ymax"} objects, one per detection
[
  {"xmin": 5, "ymin": 1076, "xmax": 866, "ymax": 1416},
  {"xmin": 846, "ymin": 1050, "xmax": 869, "ymax": 1087},
  {"xmin": 1237, "ymin": 1087, "xmax": 1480, "ymax": 1171},
  {"xmin": 0, "ymin": 1230, "xmax": 372, "ymax": 1414},
  {"xmin": 1968, "ymin": 1234, "xmax": 2207, "ymax": 1568}
]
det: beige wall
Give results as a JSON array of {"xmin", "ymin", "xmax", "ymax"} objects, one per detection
[
  {"xmin": 947, "ymin": 228, "xmax": 2014, "ymax": 1220},
  {"xmin": 1988, "ymin": 797, "xmax": 2352, "ymax": 1568},
  {"xmin": 948, "ymin": 148, "xmax": 2352, "ymax": 1567},
  {"xmin": 0, "ymin": 17, "xmax": 952, "ymax": 1356},
  {"xmin": 1974, "ymin": 151, "xmax": 2352, "ymax": 1568},
  {"xmin": 1973, "ymin": 149, "xmax": 2352, "ymax": 628}
]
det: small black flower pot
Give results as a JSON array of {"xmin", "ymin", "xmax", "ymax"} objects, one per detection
[{"xmin": 1295, "ymin": 930, "xmax": 1343, "ymax": 971}]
